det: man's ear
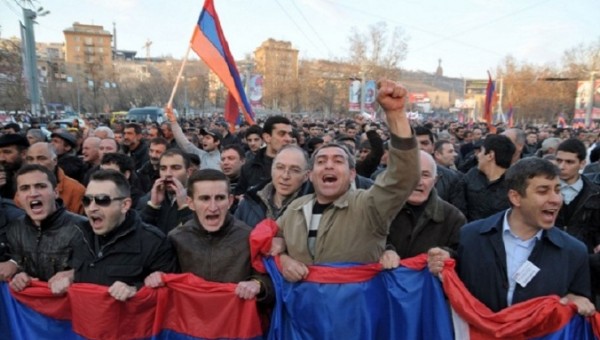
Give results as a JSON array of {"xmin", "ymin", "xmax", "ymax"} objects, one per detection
[{"xmin": 507, "ymin": 189, "xmax": 521, "ymax": 207}]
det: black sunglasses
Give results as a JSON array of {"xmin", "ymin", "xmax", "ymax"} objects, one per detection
[{"xmin": 82, "ymin": 195, "xmax": 127, "ymax": 207}]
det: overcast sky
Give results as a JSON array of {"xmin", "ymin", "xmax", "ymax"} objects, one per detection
[{"xmin": 1, "ymin": 0, "xmax": 598, "ymax": 79}]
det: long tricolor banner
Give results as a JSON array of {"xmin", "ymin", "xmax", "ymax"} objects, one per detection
[{"xmin": 0, "ymin": 274, "xmax": 262, "ymax": 340}]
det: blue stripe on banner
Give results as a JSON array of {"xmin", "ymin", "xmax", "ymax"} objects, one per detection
[
  {"xmin": 0, "ymin": 283, "xmax": 82, "ymax": 340},
  {"xmin": 532, "ymin": 315, "xmax": 596, "ymax": 340},
  {"xmin": 264, "ymin": 258, "xmax": 453, "ymax": 340},
  {"xmin": 198, "ymin": 12, "xmax": 225, "ymax": 58}
]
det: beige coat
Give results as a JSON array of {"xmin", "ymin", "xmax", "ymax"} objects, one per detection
[{"xmin": 277, "ymin": 134, "xmax": 419, "ymax": 264}]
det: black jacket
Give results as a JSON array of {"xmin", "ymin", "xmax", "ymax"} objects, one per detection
[
  {"xmin": 462, "ymin": 167, "xmax": 510, "ymax": 222},
  {"xmin": 57, "ymin": 153, "xmax": 86, "ymax": 183},
  {"xmin": 0, "ymin": 197, "xmax": 24, "ymax": 262},
  {"xmin": 435, "ymin": 165, "xmax": 466, "ymax": 212},
  {"xmin": 7, "ymin": 204, "xmax": 86, "ymax": 281},
  {"xmin": 356, "ymin": 130, "xmax": 384, "ymax": 178},
  {"xmin": 137, "ymin": 161, "xmax": 159, "ymax": 192},
  {"xmin": 138, "ymin": 193, "xmax": 193, "ymax": 234},
  {"xmin": 73, "ymin": 210, "xmax": 177, "ymax": 288},
  {"xmin": 387, "ymin": 189, "xmax": 466, "ymax": 258},
  {"xmin": 125, "ymin": 140, "xmax": 149, "ymax": 172},
  {"xmin": 235, "ymin": 148, "xmax": 273, "ymax": 195}
]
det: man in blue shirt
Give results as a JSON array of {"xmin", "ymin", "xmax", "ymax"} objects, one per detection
[{"xmin": 428, "ymin": 157, "xmax": 595, "ymax": 316}]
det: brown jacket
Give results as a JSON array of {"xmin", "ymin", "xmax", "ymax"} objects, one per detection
[
  {"xmin": 277, "ymin": 134, "xmax": 419, "ymax": 265},
  {"xmin": 15, "ymin": 168, "xmax": 85, "ymax": 215}
]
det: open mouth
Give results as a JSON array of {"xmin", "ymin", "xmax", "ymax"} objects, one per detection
[
  {"xmin": 89, "ymin": 215, "xmax": 104, "ymax": 228},
  {"xmin": 206, "ymin": 214, "xmax": 220, "ymax": 223},
  {"xmin": 29, "ymin": 200, "xmax": 44, "ymax": 214},
  {"xmin": 541, "ymin": 209, "xmax": 557, "ymax": 221},
  {"xmin": 322, "ymin": 174, "xmax": 338, "ymax": 184}
]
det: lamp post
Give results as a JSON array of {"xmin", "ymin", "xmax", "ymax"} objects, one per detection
[{"xmin": 21, "ymin": 6, "xmax": 50, "ymax": 116}]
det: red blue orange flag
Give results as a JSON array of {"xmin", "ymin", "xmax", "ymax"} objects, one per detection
[
  {"xmin": 506, "ymin": 102, "xmax": 514, "ymax": 128},
  {"xmin": 191, "ymin": 0, "xmax": 255, "ymax": 126},
  {"xmin": 484, "ymin": 71, "xmax": 496, "ymax": 132}
]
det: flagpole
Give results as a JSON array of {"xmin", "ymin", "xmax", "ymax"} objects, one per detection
[{"xmin": 167, "ymin": 44, "xmax": 192, "ymax": 109}]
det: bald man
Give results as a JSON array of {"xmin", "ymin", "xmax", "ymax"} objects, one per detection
[
  {"xmin": 381, "ymin": 150, "xmax": 466, "ymax": 268},
  {"xmin": 24, "ymin": 142, "xmax": 85, "ymax": 214}
]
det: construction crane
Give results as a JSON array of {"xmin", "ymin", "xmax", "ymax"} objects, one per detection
[{"xmin": 141, "ymin": 39, "xmax": 152, "ymax": 60}]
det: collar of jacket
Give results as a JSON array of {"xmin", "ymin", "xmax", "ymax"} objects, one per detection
[
  {"xmin": 478, "ymin": 210, "xmax": 566, "ymax": 249},
  {"xmin": 24, "ymin": 201, "xmax": 66, "ymax": 230},
  {"xmin": 257, "ymin": 182, "xmax": 304, "ymax": 218},
  {"xmin": 293, "ymin": 188, "xmax": 353, "ymax": 212},
  {"xmin": 188, "ymin": 213, "xmax": 234, "ymax": 236},
  {"xmin": 405, "ymin": 187, "xmax": 445, "ymax": 223}
]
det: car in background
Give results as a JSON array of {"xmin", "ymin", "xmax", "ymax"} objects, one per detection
[
  {"xmin": 50, "ymin": 118, "xmax": 86, "ymax": 129},
  {"xmin": 124, "ymin": 107, "xmax": 177, "ymax": 124}
]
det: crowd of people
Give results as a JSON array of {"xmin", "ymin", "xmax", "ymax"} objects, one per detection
[{"xmin": 1, "ymin": 78, "xmax": 600, "ymax": 331}]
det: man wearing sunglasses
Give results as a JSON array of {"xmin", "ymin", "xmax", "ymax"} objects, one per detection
[
  {"xmin": 50, "ymin": 170, "xmax": 176, "ymax": 301},
  {"xmin": 3, "ymin": 164, "xmax": 86, "ymax": 290}
]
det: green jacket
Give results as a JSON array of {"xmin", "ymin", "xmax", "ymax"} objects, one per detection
[{"xmin": 277, "ymin": 134, "xmax": 419, "ymax": 264}]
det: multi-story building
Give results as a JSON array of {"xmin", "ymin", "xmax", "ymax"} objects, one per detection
[
  {"xmin": 63, "ymin": 23, "xmax": 113, "ymax": 83},
  {"xmin": 254, "ymin": 39, "xmax": 299, "ymax": 111}
]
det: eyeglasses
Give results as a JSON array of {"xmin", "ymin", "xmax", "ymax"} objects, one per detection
[
  {"xmin": 82, "ymin": 195, "xmax": 127, "ymax": 207},
  {"xmin": 273, "ymin": 164, "xmax": 306, "ymax": 177}
]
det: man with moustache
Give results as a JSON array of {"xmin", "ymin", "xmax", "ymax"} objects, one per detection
[
  {"xmin": 2, "ymin": 165, "xmax": 86, "ymax": 290},
  {"xmin": 137, "ymin": 137, "xmax": 169, "ymax": 192},
  {"xmin": 0, "ymin": 134, "xmax": 29, "ymax": 198},
  {"xmin": 50, "ymin": 170, "xmax": 176, "ymax": 301},
  {"xmin": 122, "ymin": 123, "xmax": 149, "ymax": 171}
]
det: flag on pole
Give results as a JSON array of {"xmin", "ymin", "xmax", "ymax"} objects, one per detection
[
  {"xmin": 506, "ymin": 103, "xmax": 514, "ymax": 128},
  {"xmin": 484, "ymin": 71, "xmax": 496, "ymax": 132},
  {"xmin": 191, "ymin": 0, "xmax": 255, "ymax": 126}
]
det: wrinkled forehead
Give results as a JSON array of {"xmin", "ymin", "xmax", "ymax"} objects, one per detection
[{"xmin": 314, "ymin": 146, "xmax": 349, "ymax": 160}]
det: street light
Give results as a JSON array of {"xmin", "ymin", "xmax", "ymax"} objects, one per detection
[
  {"xmin": 21, "ymin": 6, "xmax": 50, "ymax": 116},
  {"xmin": 585, "ymin": 71, "xmax": 599, "ymax": 127}
]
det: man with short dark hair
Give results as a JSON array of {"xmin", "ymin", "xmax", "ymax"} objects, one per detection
[
  {"xmin": 25, "ymin": 142, "xmax": 85, "ymax": 214},
  {"xmin": 101, "ymin": 153, "xmax": 145, "ymax": 208},
  {"xmin": 51, "ymin": 170, "xmax": 176, "ymax": 300},
  {"xmin": 244, "ymin": 125, "xmax": 263, "ymax": 159},
  {"xmin": 138, "ymin": 148, "xmax": 194, "ymax": 234},
  {"xmin": 235, "ymin": 116, "xmax": 293, "ymax": 194},
  {"xmin": 428, "ymin": 157, "xmax": 595, "ymax": 316},
  {"xmin": 220, "ymin": 144, "xmax": 245, "ymax": 195},
  {"xmin": 137, "ymin": 137, "xmax": 169, "ymax": 192},
  {"xmin": 462, "ymin": 134, "xmax": 515, "ymax": 221},
  {"xmin": 4, "ymin": 164, "xmax": 86, "ymax": 291},
  {"xmin": 276, "ymin": 80, "xmax": 420, "ymax": 281},
  {"xmin": 123, "ymin": 123, "xmax": 149, "ymax": 171},
  {"xmin": 145, "ymin": 169, "xmax": 273, "ymax": 305},
  {"xmin": 554, "ymin": 139, "xmax": 600, "ymax": 303},
  {"xmin": 0, "ymin": 134, "xmax": 29, "ymax": 198},
  {"xmin": 215, "ymin": 120, "xmax": 240, "ymax": 147}
]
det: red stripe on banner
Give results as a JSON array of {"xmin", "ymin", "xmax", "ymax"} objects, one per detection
[
  {"xmin": 440, "ymin": 259, "xmax": 578, "ymax": 339},
  {"xmin": 11, "ymin": 274, "xmax": 262, "ymax": 340},
  {"xmin": 250, "ymin": 219, "xmax": 429, "ymax": 283}
]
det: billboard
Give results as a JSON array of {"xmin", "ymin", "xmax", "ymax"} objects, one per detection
[
  {"xmin": 348, "ymin": 79, "xmax": 361, "ymax": 112},
  {"xmin": 247, "ymin": 74, "xmax": 263, "ymax": 109},
  {"xmin": 574, "ymin": 80, "xmax": 600, "ymax": 121}
]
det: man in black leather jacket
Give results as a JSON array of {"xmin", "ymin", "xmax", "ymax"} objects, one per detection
[
  {"xmin": 5, "ymin": 164, "xmax": 86, "ymax": 291},
  {"xmin": 50, "ymin": 169, "xmax": 176, "ymax": 301}
]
